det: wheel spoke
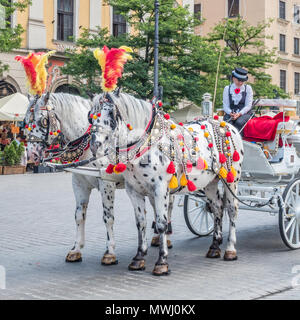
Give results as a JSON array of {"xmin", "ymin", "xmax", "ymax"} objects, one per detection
[
  {"xmin": 198, "ymin": 210, "xmax": 205, "ymax": 232},
  {"xmin": 285, "ymin": 217, "xmax": 296, "ymax": 233},
  {"xmin": 188, "ymin": 206, "xmax": 200, "ymax": 214},
  {"xmin": 289, "ymin": 220, "xmax": 296, "ymax": 243},
  {"xmin": 191, "ymin": 211, "xmax": 202, "ymax": 227}
]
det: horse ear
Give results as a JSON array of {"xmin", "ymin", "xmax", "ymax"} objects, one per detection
[
  {"xmin": 115, "ymin": 87, "xmax": 121, "ymax": 97},
  {"xmin": 44, "ymin": 92, "xmax": 50, "ymax": 104},
  {"xmin": 87, "ymin": 91, "xmax": 95, "ymax": 101},
  {"xmin": 27, "ymin": 94, "xmax": 32, "ymax": 101}
]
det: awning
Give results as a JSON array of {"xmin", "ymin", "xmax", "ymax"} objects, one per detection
[
  {"xmin": 170, "ymin": 104, "xmax": 201, "ymax": 123},
  {"xmin": 0, "ymin": 93, "xmax": 29, "ymax": 121}
]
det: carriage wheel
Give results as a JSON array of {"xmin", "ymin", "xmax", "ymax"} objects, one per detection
[
  {"xmin": 183, "ymin": 195, "xmax": 214, "ymax": 237},
  {"xmin": 279, "ymin": 178, "xmax": 300, "ymax": 249}
]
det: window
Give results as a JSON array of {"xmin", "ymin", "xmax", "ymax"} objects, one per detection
[
  {"xmin": 228, "ymin": 0, "xmax": 239, "ymax": 18},
  {"xmin": 294, "ymin": 5, "xmax": 300, "ymax": 24},
  {"xmin": 0, "ymin": 81, "xmax": 16, "ymax": 99},
  {"xmin": 295, "ymin": 38, "xmax": 300, "ymax": 55},
  {"xmin": 280, "ymin": 70, "xmax": 287, "ymax": 92},
  {"xmin": 113, "ymin": 8, "xmax": 126, "ymax": 37},
  {"xmin": 57, "ymin": 0, "xmax": 74, "ymax": 42},
  {"xmin": 279, "ymin": 34, "xmax": 286, "ymax": 52},
  {"xmin": 55, "ymin": 84, "xmax": 80, "ymax": 96},
  {"xmin": 295, "ymin": 73, "xmax": 300, "ymax": 94},
  {"xmin": 194, "ymin": 4, "xmax": 201, "ymax": 21},
  {"xmin": 0, "ymin": 0, "xmax": 12, "ymax": 29},
  {"xmin": 279, "ymin": 1, "xmax": 286, "ymax": 20}
]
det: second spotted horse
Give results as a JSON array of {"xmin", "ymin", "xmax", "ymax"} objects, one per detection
[{"xmin": 89, "ymin": 91, "xmax": 244, "ymax": 276}]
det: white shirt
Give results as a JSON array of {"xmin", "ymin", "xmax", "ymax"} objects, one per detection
[{"xmin": 223, "ymin": 83, "xmax": 253, "ymax": 115}]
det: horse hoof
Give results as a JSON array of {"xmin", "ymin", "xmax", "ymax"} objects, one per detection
[
  {"xmin": 152, "ymin": 264, "xmax": 170, "ymax": 276},
  {"xmin": 65, "ymin": 251, "xmax": 82, "ymax": 263},
  {"xmin": 206, "ymin": 248, "xmax": 221, "ymax": 259},
  {"xmin": 224, "ymin": 251, "xmax": 238, "ymax": 261},
  {"xmin": 151, "ymin": 236, "xmax": 159, "ymax": 247},
  {"xmin": 151, "ymin": 237, "xmax": 173, "ymax": 249},
  {"xmin": 128, "ymin": 259, "xmax": 146, "ymax": 271},
  {"xmin": 101, "ymin": 253, "xmax": 118, "ymax": 266}
]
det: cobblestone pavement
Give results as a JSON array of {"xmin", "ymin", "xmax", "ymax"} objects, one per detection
[{"xmin": 0, "ymin": 172, "xmax": 300, "ymax": 300}]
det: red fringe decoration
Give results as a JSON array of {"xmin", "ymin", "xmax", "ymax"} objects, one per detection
[
  {"xmin": 226, "ymin": 171, "xmax": 235, "ymax": 183},
  {"xmin": 233, "ymin": 151, "xmax": 240, "ymax": 162},
  {"xmin": 106, "ymin": 164, "xmax": 114, "ymax": 174},
  {"xmin": 167, "ymin": 161, "xmax": 176, "ymax": 174},
  {"xmin": 115, "ymin": 163, "xmax": 127, "ymax": 173},
  {"xmin": 187, "ymin": 180, "xmax": 197, "ymax": 192},
  {"xmin": 219, "ymin": 153, "xmax": 227, "ymax": 164},
  {"xmin": 186, "ymin": 161, "xmax": 193, "ymax": 173}
]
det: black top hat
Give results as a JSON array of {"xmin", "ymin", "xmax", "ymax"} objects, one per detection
[{"xmin": 232, "ymin": 67, "xmax": 248, "ymax": 82}]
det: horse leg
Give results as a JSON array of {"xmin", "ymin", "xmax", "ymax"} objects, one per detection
[
  {"xmin": 223, "ymin": 182, "xmax": 239, "ymax": 261},
  {"xmin": 99, "ymin": 180, "xmax": 118, "ymax": 266},
  {"xmin": 205, "ymin": 178, "xmax": 224, "ymax": 259},
  {"xmin": 151, "ymin": 194, "xmax": 174, "ymax": 249},
  {"xmin": 126, "ymin": 186, "xmax": 148, "ymax": 271},
  {"xmin": 152, "ymin": 184, "xmax": 170, "ymax": 276},
  {"xmin": 66, "ymin": 174, "xmax": 91, "ymax": 262}
]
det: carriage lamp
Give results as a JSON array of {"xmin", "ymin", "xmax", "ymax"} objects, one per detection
[{"xmin": 202, "ymin": 93, "xmax": 213, "ymax": 117}]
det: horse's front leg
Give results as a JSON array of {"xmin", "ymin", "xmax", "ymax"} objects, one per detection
[
  {"xmin": 205, "ymin": 178, "xmax": 224, "ymax": 259},
  {"xmin": 151, "ymin": 194, "xmax": 174, "ymax": 249},
  {"xmin": 99, "ymin": 180, "xmax": 118, "ymax": 265},
  {"xmin": 66, "ymin": 174, "xmax": 91, "ymax": 262},
  {"xmin": 224, "ymin": 182, "xmax": 239, "ymax": 261},
  {"xmin": 152, "ymin": 183, "xmax": 170, "ymax": 276},
  {"xmin": 126, "ymin": 185, "xmax": 148, "ymax": 271}
]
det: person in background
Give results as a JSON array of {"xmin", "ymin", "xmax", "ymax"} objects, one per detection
[{"xmin": 223, "ymin": 67, "xmax": 254, "ymax": 134}]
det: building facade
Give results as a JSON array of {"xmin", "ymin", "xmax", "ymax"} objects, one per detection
[
  {"xmin": 0, "ymin": 0, "xmax": 125, "ymax": 97},
  {"xmin": 188, "ymin": 0, "xmax": 300, "ymax": 99}
]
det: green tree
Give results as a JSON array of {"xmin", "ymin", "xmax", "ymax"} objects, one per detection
[
  {"xmin": 62, "ymin": 0, "xmax": 219, "ymax": 109},
  {"xmin": 0, "ymin": 0, "xmax": 31, "ymax": 76},
  {"xmin": 207, "ymin": 16, "xmax": 288, "ymax": 104}
]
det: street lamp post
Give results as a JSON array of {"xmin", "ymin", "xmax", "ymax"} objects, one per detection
[{"xmin": 154, "ymin": 0, "xmax": 159, "ymax": 99}]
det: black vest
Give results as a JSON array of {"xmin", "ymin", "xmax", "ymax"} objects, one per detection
[{"xmin": 229, "ymin": 84, "xmax": 247, "ymax": 112}]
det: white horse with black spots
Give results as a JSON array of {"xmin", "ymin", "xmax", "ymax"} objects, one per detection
[
  {"xmin": 25, "ymin": 92, "xmax": 173, "ymax": 266},
  {"xmin": 89, "ymin": 91, "xmax": 244, "ymax": 276}
]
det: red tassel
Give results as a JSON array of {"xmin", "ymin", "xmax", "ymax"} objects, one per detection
[
  {"xmin": 186, "ymin": 160, "xmax": 193, "ymax": 173},
  {"xmin": 164, "ymin": 113, "xmax": 170, "ymax": 120},
  {"xmin": 219, "ymin": 153, "xmax": 227, "ymax": 164},
  {"xmin": 115, "ymin": 163, "xmax": 127, "ymax": 173},
  {"xmin": 187, "ymin": 180, "xmax": 197, "ymax": 192},
  {"xmin": 106, "ymin": 164, "xmax": 114, "ymax": 174},
  {"xmin": 233, "ymin": 151, "xmax": 240, "ymax": 162},
  {"xmin": 226, "ymin": 131, "xmax": 231, "ymax": 137},
  {"xmin": 167, "ymin": 161, "xmax": 176, "ymax": 174},
  {"xmin": 227, "ymin": 171, "xmax": 235, "ymax": 183}
]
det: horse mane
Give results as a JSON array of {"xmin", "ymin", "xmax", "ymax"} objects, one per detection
[
  {"xmin": 107, "ymin": 92, "xmax": 152, "ymax": 130},
  {"xmin": 48, "ymin": 93, "xmax": 92, "ymax": 112}
]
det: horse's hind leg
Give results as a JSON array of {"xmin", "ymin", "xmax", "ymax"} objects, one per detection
[
  {"xmin": 151, "ymin": 194, "xmax": 174, "ymax": 249},
  {"xmin": 99, "ymin": 180, "xmax": 118, "ymax": 266},
  {"xmin": 205, "ymin": 178, "xmax": 224, "ymax": 259},
  {"xmin": 126, "ymin": 185, "xmax": 148, "ymax": 271},
  {"xmin": 223, "ymin": 182, "xmax": 239, "ymax": 261},
  {"xmin": 66, "ymin": 174, "xmax": 91, "ymax": 262}
]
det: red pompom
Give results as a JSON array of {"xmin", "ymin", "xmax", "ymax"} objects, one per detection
[
  {"xmin": 57, "ymin": 130, "xmax": 61, "ymax": 133},
  {"xmin": 227, "ymin": 146, "xmax": 231, "ymax": 150},
  {"xmin": 49, "ymin": 131, "xmax": 53, "ymax": 135},
  {"xmin": 194, "ymin": 137, "xmax": 199, "ymax": 141},
  {"xmin": 227, "ymin": 171, "xmax": 235, "ymax": 183},
  {"xmin": 164, "ymin": 114, "xmax": 170, "ymax": 120},
  {"xmin": 115, "ymin": 163, "xmax": 127, "ymax": 173},
  {"xmin": 233, "ymin": 151, "xmax": 240, "ymax": 162},
  {"xmin": 25, "ymin": 124, "xmax": 29, "ymax": 129},
  {"xmin": 201, "ymin": 125, "xmax": 206, "ymax": 130},
  {"xmin": 97, "ymin": 113, "xmax": 101, "ymax": 117},
  {"xmin": 226, "ymin": 131, "xmax": 231, "ymax": 137},
  {"xmin": 179, "ymin": 122, "xmax": 184, "ymax": 126},
  {"xmin": 219, "ymin": 153, "xmax": 227, "ymax": 164},
  {"xmin": 32, "ymin": 124, "xmax": 36, "ymax": 128},
  {"xmin": 106, "ymin": 164, "xmax": 114, "ymax": 174},
  {"xmin": 167, "ymin": 161, "xmax": 176, "ymax": 174},
  {"xmin": 187, "ymin": 180, "xmax": 197, "ymax": 192},
  {"xmin": 90, "ymin": 114, "xmax": 94, "ymax": 118},
  {"xmin": 186, "ymin": 160, "xmax": 193, "ymax": 173},
  {"xmin": 208, "ymin": 143, "xmax": 213, "ymax": 148},
  {"xmin": 158, "ymin": 101, "xmax": 163, "ymax": 107},
  {"xmin": 214, "ymin": 115, "xmax": 219, "ymax": 120}
]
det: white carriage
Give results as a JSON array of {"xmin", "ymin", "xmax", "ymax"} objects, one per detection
[{"xmin": 183, "ymin": 101, "xmax": 300, "ymax": 249}]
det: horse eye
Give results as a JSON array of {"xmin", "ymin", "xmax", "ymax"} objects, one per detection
[{"xmin": 40, "ymin": 117, "xmax": 48, "ymax": 128}]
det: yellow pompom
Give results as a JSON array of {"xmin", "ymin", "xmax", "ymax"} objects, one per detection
[
  {"xmin": 225, "ymin": 140, "xmax": 230, "ymax": 145},
  {"xmin": 54, "ymin": 132, "xmax": 58, "ymax": 136},
  {"xmin": 170, "ymin": 124, "xmax": 176, "ymax": 130},
  {"xmin": 179, "ymin": 141, "xmax": 184, "ymax": 146},
  {"xmin": 28, "ymin": 127, "xmax": 32, "ymax": 131},
  {"xmin": 180, "ymin": 173, "xmax": 188, "ymax": 186},
  {"xmin": 169, "ymin": 175, "xmax": 178, "ymax": 189},
  {"xmin": 183, "ymin": 154, "xmax": 188, "ymax": 159},
  {"xmin": 93, "ymin": 114, "xmax": 98, "ymax": 120},
  {"xmin": 194, "ymin": 147, "xmax": 199, "ymax": 152},
  {"xmin": 220, "ymin": 121, "xmax": 226, "ymax": 127},
  {"xmin": 231, "ymin": 166, "xmax": 237, "ymax": 177},
  {"xmin": 204, "ymin": 132, "xmax": 209, "ymax": 138},
  {"xmin": 219, "ymin": 166, "xmax": 228, "ymax": 179},
  {"xmin": 188, "ymin": 127, "xmax": 194, "ymax": 132},
  {"xmin": 113, "ymin": 166, "xmax": 120, "ymax": 175},
  {"xmin": 204, "ymin": 160, "xmax": 208, "ymax": 170},
  {"xmin": 227, "ymin": 153, "xmax": 231, "ymax": 157}
]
